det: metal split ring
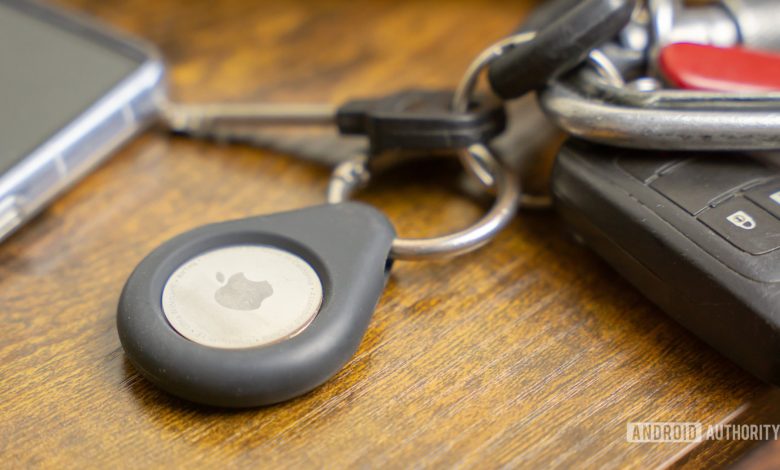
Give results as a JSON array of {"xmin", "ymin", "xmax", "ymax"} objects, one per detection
[
  {"xmin": 586, "ymin": 49, "xmax": 626, "ymax": 87},
  {"xmin": 452, "ymin": 31, "xmax": 537, "ymax": 188},
  {"xmin": 327, "ymin": 145, "xmax": 519, "ymax": 261},
  {"xmin": 326, "ymin": 31, "xmax": 551, "ymax": 260}
]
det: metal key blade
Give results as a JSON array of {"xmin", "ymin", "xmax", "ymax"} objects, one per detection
[
  {"xmin": 163, "ymin": 101, "xmax": 337, "ymax": 136},
  {"xmin": 160, "ymin": 101, "xmax": 360, "ymax": 165}
]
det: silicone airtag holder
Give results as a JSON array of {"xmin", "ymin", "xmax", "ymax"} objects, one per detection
[{"xmin": 117, "ymin": 203, "xmax": 395, "ymax": 407}]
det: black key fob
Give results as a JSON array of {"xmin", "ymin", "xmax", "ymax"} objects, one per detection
[
  {"xmin": 117, "ymin": 203, "xmax": 394, "ymax": 407},
  {"xmin": 552, "ymin": 140, "xmax": 780, "ymax": 384}
]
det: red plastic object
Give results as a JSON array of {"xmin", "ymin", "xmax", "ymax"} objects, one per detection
[{"xmin": 659, "ymin": 42, "xmax": 780, "ymax": 92}]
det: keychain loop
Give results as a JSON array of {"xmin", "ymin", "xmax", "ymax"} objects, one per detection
[
  {"xmin": 586, "ymin": 49, "xmax": 626, "ymax": 87},
  {"xmin": 452, "ymin": 32, "xmax": 537, "ymax": 188},
  {"xmin": 327, "ymin": 144, "xmax": 519, "ymax": 261}
]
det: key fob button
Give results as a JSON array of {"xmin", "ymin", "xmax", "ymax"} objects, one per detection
[
  {"xmin": 698, "ymin": 198, "xmax": 780, "ymax": 255},
  {"xmin": 650, "ymin": 157, "xmax": 771, "ymax": 214},
  {"xmin": 746, "ymin": 181, "xmax": 780, "ymax": 220}
]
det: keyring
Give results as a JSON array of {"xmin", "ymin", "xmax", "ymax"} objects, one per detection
[
  {"xmin": 452, "ymin": 32, "xmax": 537, "ymax": 188},
  {"xmin": 586, "ymin": 49, "xmax": 626, "ymax": 87},
  {"xmin": 451, "ymin": 32, "xmax": 556, "ymax": 211},
  {"xmin": 327, "ymin": 145, "xmax": 519, "ymax": 261}
]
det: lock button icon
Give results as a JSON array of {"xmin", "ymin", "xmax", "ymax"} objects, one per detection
[
  {"xmin": 727, "ymin": 211, "xmax": 757, "ymax": 230},
  {"xmin": 700, "ymin": 198, "xmax": 780, "ymax": 255}
]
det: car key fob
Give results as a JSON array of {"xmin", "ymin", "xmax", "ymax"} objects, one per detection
[{"xmin": 552, "ymin": 140, "xmax": 780, "ymax": 384}]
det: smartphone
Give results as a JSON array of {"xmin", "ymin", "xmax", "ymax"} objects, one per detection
[{"xmin": 0, "ymin": 0, "xmax": 165, "ymax": 242}]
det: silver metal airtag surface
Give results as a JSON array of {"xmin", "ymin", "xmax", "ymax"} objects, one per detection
[{"xmin": 161, "ymin": 245, "xmax": 323, "ymax": 349}]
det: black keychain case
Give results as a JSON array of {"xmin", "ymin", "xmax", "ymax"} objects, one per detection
[
  {"xmin": 118, "ymin": 203, "xmax": 395, "ymax": 407},
  {"xmin": 552, "ymin": 140, "xmax": 780, "ymax": 384}
]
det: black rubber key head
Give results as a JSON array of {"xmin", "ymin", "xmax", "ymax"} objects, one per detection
[
  {"xmin": 336, "ymin": 89, "xmax": 506, "ymax": 155},
  {"xmin": 488, "ymin": 0, "xmax": 636, "ymax": 100}
]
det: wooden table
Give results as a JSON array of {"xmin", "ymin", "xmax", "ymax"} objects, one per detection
[{"xmin": 2, "ymin": 1, "xmax": 778, "ymax": 467}]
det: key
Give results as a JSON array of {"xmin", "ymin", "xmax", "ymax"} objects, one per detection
[
  {"xmin": 164, "ymin": 89, "xmax": 506, "ymax": 158},
  {"xmin": 487, "ymin": 0, "xmax": 637, "ymax": 100}
]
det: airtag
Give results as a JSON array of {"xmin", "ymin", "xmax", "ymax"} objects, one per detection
[
  {"xmin": 117, "ymin": 203, "xmax": 396, "ymax": 407},
  {"xmin": 161, "ymin": 245, "xmax": 323, "ymax": 349}
]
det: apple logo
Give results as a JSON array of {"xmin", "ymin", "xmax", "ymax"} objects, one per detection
[{"xmin": 214, "ymin": 272, "xmax": 273, "ymax": 311}]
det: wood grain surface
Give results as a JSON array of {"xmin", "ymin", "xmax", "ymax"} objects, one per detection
[{"xmin": 1, "ymin": 1, "xmax": 778, "ymax": 468}]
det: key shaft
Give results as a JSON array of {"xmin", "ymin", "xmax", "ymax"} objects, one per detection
[{"xmin": 164, "ymin": 102, "xmax": 337, "ymax": 136}]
